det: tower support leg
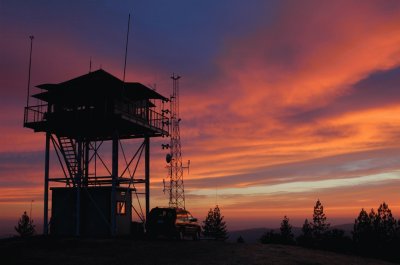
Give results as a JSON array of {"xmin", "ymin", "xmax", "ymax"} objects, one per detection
[
  {"xmin": 84, "ymin": 140, "xmax": 89, "ymax": 187},
  {"xmin": 111, "ymin": 132, "xmax": 118, "ymax": 236},
  {"xmin": 145, "ymin": 136, "xmax": 150, "ymax": 221},
  {"xmin": 76, "ymin": 140, "xmax": 82, "ymax": 236},
  {"xmin": 43, "ymin": 132, "xmax": 50, "ymax": 235}
]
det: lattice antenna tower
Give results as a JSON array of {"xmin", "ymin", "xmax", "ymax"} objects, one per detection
[{"xmin": 163, "ymin": 74, "xmax": 189, "ymax": 209}]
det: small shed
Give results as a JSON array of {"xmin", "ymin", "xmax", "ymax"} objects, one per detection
[{"xmin": 51, "ymin": 187, "xmax": 132, "ymax": 236}]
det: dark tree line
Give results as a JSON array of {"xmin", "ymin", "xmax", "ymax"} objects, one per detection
[
  {"xmin": 260, "ymin": 200, "xmax": 400, "ymax": 262},
  {"xmin": 260, "ymin": 215, "xmax": 295, "ymax": 245},
  {"xmin": 353, "ymin": 203, "xmax": 399, "ymax": 255}
]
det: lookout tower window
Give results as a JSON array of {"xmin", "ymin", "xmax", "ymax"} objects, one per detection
[{"xmin": 116, "ymin": 201, "xmax": 126, "ymax": 215}]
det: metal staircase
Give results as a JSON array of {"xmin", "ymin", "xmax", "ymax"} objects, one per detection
[{"xmin": 57, "ymin": 136, "xmax": 78, "ymax": 186}]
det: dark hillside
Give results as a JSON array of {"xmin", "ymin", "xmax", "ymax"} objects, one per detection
[
  {"xmin": 229, "ymin": 224, "xmax": 354, "ymax": 243},
  {"xmin": 0, "ymin": 237, "xmax": 396, "ymax": 265}
]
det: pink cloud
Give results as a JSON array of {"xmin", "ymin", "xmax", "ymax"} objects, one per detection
[{"xmin": 2, "ymin": 0, "xmax": 400, "ymax": 231}]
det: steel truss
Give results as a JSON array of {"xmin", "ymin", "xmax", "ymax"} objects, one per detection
[
  {"xmin": 46, "ymin": 134, "xmax": 148, "ymax": 233},
  {"xmin": 164, "ymin": 74, "xmax": 189, "ymax": 209}
]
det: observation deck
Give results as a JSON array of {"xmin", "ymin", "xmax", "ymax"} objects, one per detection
[{"xmin": 23, "ymin": 69, "xmax": 169, "ymax": 140}]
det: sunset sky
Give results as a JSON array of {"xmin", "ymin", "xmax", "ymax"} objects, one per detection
[{"xmin": 1, "ymin": 0, "xmax": 400, "ymax": 236}]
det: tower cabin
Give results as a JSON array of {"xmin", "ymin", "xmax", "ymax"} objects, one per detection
[
  {"xmin": 24, "ymin": 69, "xmax": 168, "ymax": 139},
  {"xmin": 23, "ymin": 69, "xmax": 169, "ymax": 236}
]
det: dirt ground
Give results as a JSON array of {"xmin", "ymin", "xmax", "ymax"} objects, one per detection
[{"xmin": 0, "ymin": 237, "xmax": 397, "ymax": 265}]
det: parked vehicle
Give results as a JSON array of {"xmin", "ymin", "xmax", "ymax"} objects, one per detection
[{"xmin": 146, "ymin": 207, "xmax": 201, "ymax": 240}]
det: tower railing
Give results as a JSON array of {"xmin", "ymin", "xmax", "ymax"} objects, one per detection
[
  {"xmin": 24, "ymin": 104, "xmax": 47, "ymax": 125},
  {"xmin": 114, "ymin": 100, "xmax": 169, "ymax": 135},
  {"xmin": 24, "ymin": 102, "xmax": 169, "ymax": 135}
]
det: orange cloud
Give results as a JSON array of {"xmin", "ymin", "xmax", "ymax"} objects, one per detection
[
  {"xmin": 209, "ymin": 5, "xmax": 400, "ymax": 134},
  {"xmin": 2, "ymin": 0, "xmax": 400, "ymax": 233}
]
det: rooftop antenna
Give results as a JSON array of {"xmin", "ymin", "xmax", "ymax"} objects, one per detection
[
  {"xmin": 89, "ymin": 56, "xmax": 92, "ymax": 73},
  {"xmin": 123, "ymin": 13, "xmax": 131, "ymax": 82},
  {"xmin": 30, "ymin": 199, "xmax": 34, "ymax": 220},
  {"xmin": 215, "ymin": 186, "xmax": 218, "ymax": 206},
  {"xmin": 26, "ymin": 35, "xmax": 34, "ymax": 108}
]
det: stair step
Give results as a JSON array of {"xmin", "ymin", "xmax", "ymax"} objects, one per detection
[{"xmin": 57, "ymin": 136, "xmax": 80, "ymax": 183}]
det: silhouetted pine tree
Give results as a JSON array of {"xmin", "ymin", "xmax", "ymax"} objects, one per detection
[
  {"xmin": 260, "ymin": 230, "xmax": 280, "ymax": 244},
  {"xmin": 312, "ymin": 199, "xmax": 330, "ymax": 238},
  {"xmin": 397, "ymin": 219, "xmax": 400, "ymax": 239},
  {"xmin": 367, "ymin": 208, "xmax": 379, "ymax": 244},
  {"xmin": 302, "ymin": 218, "xmax": 312, "ymax": 237},
  {"xmin": 202, "ymin": 208, "xmax": 214, "ymax": 237},
  {"xmin": 237, "ymin": 235, "xmax": 245, "ymax": 243},
  {"xmin": 202, "ymin": 205, "xmax": 228, "ymax": 240},
  {"xmin": 375, "ymin": 202, "xmax": 397, "ymax": 243},
  {"xmin": 368, "ymin": 208, "xmax": 377, "ymax": 224},
  {"xmin": 280, "ymin": 215, "xmax": 294, "ymax": 244},
  {"xmin": 322, "ymin": 228, "xmax": 352, "ymax": 252},
  {"xmin": 15, "ymin": 211, "xmax": 35, "ymax": 237},
  {"xmin": 353, "ymin": 203, "xmax": 400, "ymax": 261},
  {"xmin": 297, "ymin": 218, "xmax": 313, "ymax": 246},
  {"xmin": 353, "ymin": 208, "xmax": 373, "ymax": 245}
]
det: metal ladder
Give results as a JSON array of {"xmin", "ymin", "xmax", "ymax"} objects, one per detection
[{"xmin": 57, "ymin": 136, "xmax": 78, "ymax": 186}]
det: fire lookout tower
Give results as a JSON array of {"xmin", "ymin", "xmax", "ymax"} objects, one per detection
[{"xmin": 24, "ymin": 69, "xmax": 169, "ymax": 236}]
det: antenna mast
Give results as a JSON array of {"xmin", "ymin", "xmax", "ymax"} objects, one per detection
[
  {"xmin": 26, "ymin": 35, "xmax": 34, "ymax": 108},
  {"xmin": 123, "ymin": 13, "xmax": 131, "ymax": 82},
  {"xmin": 164, "ymin": 74, "xmax": 189, "ymax": 209}
]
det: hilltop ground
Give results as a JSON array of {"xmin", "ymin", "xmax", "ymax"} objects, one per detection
[{"xmin": 0, "ymin": 237, "xmax": 397, "ymax": 265}]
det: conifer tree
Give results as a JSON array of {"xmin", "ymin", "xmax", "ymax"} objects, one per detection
[
  {"xmin": 312, "ymin": 199, "xmax": 330, "ymax": 238},
  {"xmin": 212, "ymin": 205, "xmax": 228, "ymax": 240},
  {"xmin": 354, "ymin": 203, "xmax": 398, "ymax": 251},
  {"xmin": 237, "ymin": 235, "xmax": 245, "ymax": 243},
  {"xmin": 368, "ymin": 208, "xmax": 378, "ymax": 235},
  {"xmin": 202, "ymin": 205, "xmax": 228, "ymax": 240},
  {"xmin": 260, "ymin": 230, "xmax": 280, "ymax": 244},
  {"xmin": 202, "ymin": 208, "xmax": 215, "ymax": 238},
  {"xmin": 353, "ymin": 208, "xmax": 372, "ymax": 243},
  {"xmin": 376, "ymin": 202, "xmax": 397, "ymax": 242},
  {"xmin": 302, "ymin": 218, "xmax": 312, "ymax": 237},
  {"xmin": 397, "ymin": 219, "xmax": 400, "ymax": 240},
  {"xmin": 280, "ymin": 215, "xmax": 294, "ymax": 244},
  {"xmin": 369, "ymin": 208, "xmax": 377, "ymax": 224},
  {"xmin": 297, "ymin": 218, "xmax": 312, "ymax": 246},
  {"xmin": 15, "ymin": 211, "xmax": 35, "ymax": 237},
  {"xmin": 367, "ymin": 208, "xmax": 379, "ymax": 243}
]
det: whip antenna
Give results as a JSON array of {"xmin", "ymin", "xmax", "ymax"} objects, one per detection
[
  {"xmin": 123, "ymin": 13, "xmax": 131, "ymax": 82},
  {"xmin": 26, "ymin": 35, "xmax": 34, "ymax": 108}
]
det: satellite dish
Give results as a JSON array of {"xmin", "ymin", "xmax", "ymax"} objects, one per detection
[{"xmin": 166, "ymin": 153, "xmax": 172, "ymax": 163}]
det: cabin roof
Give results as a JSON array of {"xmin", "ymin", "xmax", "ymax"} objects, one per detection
[{"xmin": 33, "ymin": 69, "xmax": 168, "ymax": 103}]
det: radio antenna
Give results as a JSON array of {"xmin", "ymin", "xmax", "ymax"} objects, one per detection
[
  {"xmin": 26, "ymin": 35, "xmax": 34, "ymax": 108},
  {"xmin": 163, "ymin": 74, "xmax": 190, "ymax": 209},
  {"xmin": 123, "ymin": 13, "xmax": 131, "ymax": 82}
]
